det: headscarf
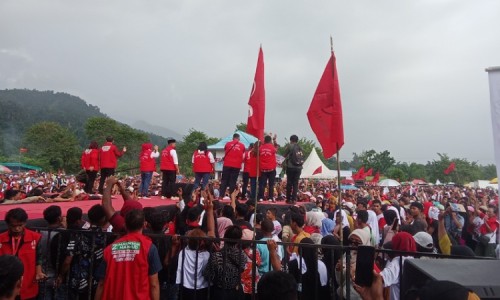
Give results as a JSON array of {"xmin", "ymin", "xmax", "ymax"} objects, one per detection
[
  {"xmin": 333, "ymin": 208, "xmax": 349, "ymax": 228},
  {"xmin": 217, "ymin": 217, "xmax": 233, "ymax": 238},
  {"xmin": 392, "ymin": 232, "xmax": 416, "ymax": 253},
  {"xmin": 306, "ymin": 211, "xmax": 325, "ymax": 228},
  {"xmin": 321, "ymin": 218, "xmax": 335, "ymax": 237},
  {"xmin": 349, "ymin": 228, "xmax": 371, "ymax": 246}
]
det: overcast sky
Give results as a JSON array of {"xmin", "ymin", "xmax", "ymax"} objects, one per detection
[{"xmin": 1, "ymin": 0, "xmax": 499, "ymax": 165}]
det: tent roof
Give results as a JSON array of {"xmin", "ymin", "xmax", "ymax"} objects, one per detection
[
  {"xmin": 0, "ymin": 162, "xmax": 42, "ymax": 171},
  {"xmin": 300, "ymin": 148, "xmax": 336, "ymax": 178},
  {"xmin": 208, "ymin": 130, "xmax": 258, "ymax": 150}
]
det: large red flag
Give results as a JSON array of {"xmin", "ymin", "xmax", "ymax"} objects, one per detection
[
  {"xmin": 307, "ymin": 52, "xmax": 344, "ymax": 158},
  {"xmin": 246, "ymin": 47, "xmax": 265, "ymax": 141},
  {"xmin": 444, "ymin": 162, "xmax": 456, "ymax": 175},
  {"xmin": 371, "ymin": 171, "xmax": 380, "ymax": 183},
  {"xmin": 364, "ymin": 168, "xmax": 373, "ymax": 178},
  {"xmin": 353, "ymin": 166, "xmax": 365, "ymax": 180}
]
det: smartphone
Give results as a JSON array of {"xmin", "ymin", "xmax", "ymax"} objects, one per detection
[{"xmin": 355, "ymin": 246, "xmax": 375, "ymax": 287}]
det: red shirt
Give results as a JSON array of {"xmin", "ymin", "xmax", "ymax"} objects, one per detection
[
  {"xmin": 0, "ymin": 229, "xmax": 41, "ymax": 299},
  {"xmin": 480, "ymin": 216, "xmax": 499, "ymax": 235},
  {"xmin": 223, "ymin": 140, "xmax": 245, "ymax": 169},
  {"xmin": 192, "ymin": 150, "xmax": 213, "ymax": 173},
  {"xmin": 140, "ymin": 144, "xmax": 156, "ymax": 172},
  {"xmin": 100, "ymin": 142, "xmax": 124, "ymax": 169},
  {"xmin": 243, "ymin": 150, "xmax": 252, "ymax": 173},
  {"xmin": 81, "ymin": 149, "xmax": 99, "ymax": 171},
  {"xmin": 101, "ymin": 232, "xmax": 154, "ymax": 300},
  {"xmin": 160, "ymin": 146, "xmax": 176, "ymax": 171},
  {"xmin": 259, "ymin": 143, "xmax": 277, "ymax": 171}
]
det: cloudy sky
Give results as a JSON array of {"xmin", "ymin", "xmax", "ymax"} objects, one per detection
[{"xmin": 1, "ymin": 0, "xmax": 499, "ymax": 164}]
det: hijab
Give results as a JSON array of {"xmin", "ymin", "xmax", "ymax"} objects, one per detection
[
  {"xmin": 217, "ymin": 217, "xmax": 233, "ymax": 238},
  {"xmin": 349, "ymin": 228, "xmax": 372, "ymax": 246},
  {"xmin": 392, "ymin": 232, "xmax": 416, "ymax": 253},
  {"xmin": 320, "ymin": 218, "xmax": 335, "ymax": 237}
]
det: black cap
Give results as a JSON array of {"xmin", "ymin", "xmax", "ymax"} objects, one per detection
[{"xmin": 167, "ymin": 138, "xmax": 176, "ymax": 144}]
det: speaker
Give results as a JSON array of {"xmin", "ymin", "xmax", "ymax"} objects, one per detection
[{"xmin": 402, "ymin": 259, "xmax": 500, "ymax": 299}]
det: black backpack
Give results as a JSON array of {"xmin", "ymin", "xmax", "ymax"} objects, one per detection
[{"xmin": 289, "ymin": 144, "xmax": 304, "ymax": 166}]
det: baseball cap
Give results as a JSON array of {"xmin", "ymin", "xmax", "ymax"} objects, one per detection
[
  {"xmin": 120, "ymin": 200, "xmax": 143, "ymax": 217},
  {"xmin": 413, "ymin": 232, "xmax": 434, "ymax": 250}
]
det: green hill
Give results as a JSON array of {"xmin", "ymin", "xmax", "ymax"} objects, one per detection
[{"xmin": 0, "ymin": 89, "xmax": 168, "ymax": 156}]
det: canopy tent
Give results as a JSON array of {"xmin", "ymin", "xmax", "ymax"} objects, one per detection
[
  {"xmin": 0, "ymin": 162, "xmax": 42, "ymax": 172},
  {"xmin": 299, "ymin": 148, "xmax": 352, "ymax": 179},
  {"xmin": 208, "ymin": 130, "xmax": 258, "ymax": 150}
]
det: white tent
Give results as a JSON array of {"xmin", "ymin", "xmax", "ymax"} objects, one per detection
[{"xmin": 300, "ymin": 148, "xmax": 352, "ymax": 178}]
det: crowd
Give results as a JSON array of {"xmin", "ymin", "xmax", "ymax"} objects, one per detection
[{"xmin": 0, "ymin": 133, "xmax": 499, "ymax": 300}]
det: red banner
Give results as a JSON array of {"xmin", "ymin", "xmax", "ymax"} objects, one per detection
[
  {"xmin": 246, "ymin": 47, "xmax": 265, "ymax": 141},
  {"xmin": 307, "ymin": 52, "xmax": 344, "ymax": 159}
]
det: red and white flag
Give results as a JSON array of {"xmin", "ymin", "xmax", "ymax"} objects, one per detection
[
  {"xmin": 246, "ymin": 47, "xmax": 265, "ymax": 141},
  {"xmin": 307, "ymin": 51, "xmax": 344, "ymax": 159}
]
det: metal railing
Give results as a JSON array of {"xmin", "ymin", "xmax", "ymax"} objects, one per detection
[{"xmin": 28, "ymin": 226, "xmax": 487, "ymax": 300}]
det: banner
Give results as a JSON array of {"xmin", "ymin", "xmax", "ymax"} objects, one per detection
[{"xmin": 486, "ymin": 66, "xmax": 500, "ymax": 205}]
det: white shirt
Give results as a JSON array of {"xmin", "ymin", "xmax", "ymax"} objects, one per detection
[
  {"xmin": 176, "ymin": 249, "xmax": 210, "ymax": 289},
  {"xmin": 170, "ymin": 149, "xmax": 179, "ymax": 164},
  {"xmin": 381, "ymin": 256, "xmax": 412, "ymax": 300}
]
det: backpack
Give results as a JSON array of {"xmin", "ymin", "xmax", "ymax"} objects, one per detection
[{"xmin": 289, "ymin": 144, "xmax": 304, "ymax": 166}]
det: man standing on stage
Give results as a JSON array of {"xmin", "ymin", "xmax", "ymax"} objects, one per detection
[
  {"xmin": 219, "ymin": 133, "xmax": 245, "ymax": 198},
  {"xmin": 160, "ymin": 138, "xmax": 179, "ymax": 199},
  {"xmin": 98, "ymin": 136, "xmax": 126, "ymax": 194},
  {"xmin": 258, "ymin": 135, "xmax": 278, "ymax": 202},
  {"xmin": 283, "ymin": 135, "xmax": 303, "ymax": 204}
]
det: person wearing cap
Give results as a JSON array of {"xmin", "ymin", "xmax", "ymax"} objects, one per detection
[
  {"xmin": 219, "ymin": 133, "xmax": 245, "ymax": 198},
  {"xmin": 98, "ymin": 136, "xmax": 126, "ymax": 194},
  {"xmin": 413, "ymin": 231, "xmax": 435, "ymax": 256},
  {"xmin": 160, "ymin": 138, "xmax": 180, "ymax": 200}
]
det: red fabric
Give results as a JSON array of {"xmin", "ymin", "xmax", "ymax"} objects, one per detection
[
  {"xmin": 81, "ymin": 149, "xmax": 100, "ymax": 170},
  {"xmin": 247, "ymin": 152, "xmax": 259, "ymax": 177},
  {"xmin": 353, "ymin": 167, "xmax": 365, "ymax": 180},
  {"xmin": 192, "ymin": 150, "xmax": 213, "ymax": 173},
  {"xmin": 392, "ymin": 232, "xmax": 416, "ymax": 253},
  {"xmin": 102, "ymin": 232, "xmax": 153, "ymax": 300},
  {"xmin": 100, "ymin": 142, "xmax": 124, "ymax": 169},
  {"xmin": 0, "ymin": 229, "xmax": 41, "ymax": 299},
  {"xmin": 259, "ymin": 143, "xmax": 277, "ymax": 170},
  {"xmin": 160, "ymin": 146, "xmax": 176, "ymax": 171},
  {"xmin": 371, "ymin": 171, "xmax": 380, "ymax": 183},
  {"xmin": 139, "ymin": 143, "xmax": 156, "ymax": 172},
  {"xmin": 312, "ymin": 166, "xmax": 322, "ymax": 175},
  {"xmin": 364, "ymin": 168, "xmax": 373, "ymax": 177},
  {"xmin": 243, "ymin": 150, "xmax": 252, "ymax": 173},
  {"xmin": 223, "ymin": 140, "xmax": 245, "ymax": 169},
  {"xmin": 303, "ymin": 225, "xmax": 319, "ymax": 235},
  {"xmin": 444, "ymin": 162, "xmax": 456, "ymax": 175},
  {"xmin": 246, "ymin": 47, "xmax": 265, "ymax": 141},
  {"xmin": 480, "ymin": 216, "xmax": 499, "ymax": 235},
  {"xmin": 306, "ymin": 52, "xmax": 344, "ymax": 159}
]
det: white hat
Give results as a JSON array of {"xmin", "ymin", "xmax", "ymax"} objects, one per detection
[{"xmin": 413, "ymin": 232, "xmax": 434, "ymax": 250}]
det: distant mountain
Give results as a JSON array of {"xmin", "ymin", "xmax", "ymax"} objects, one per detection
[
  {"xmin": 132, "ymin": 120, "xmax": 183, "ymax": 141},
  {"xmin": 0, "ymin": 89, "xmax": 173, "ymax": 156}
]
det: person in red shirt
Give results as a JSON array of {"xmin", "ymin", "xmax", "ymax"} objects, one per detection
[
  {"xmin": 94, "ymin": 209, "xmax": 162, "ymax": 300},
  {"xmin": 81, "ymin": 141, "xmax": 100, "ymax": 194},
  {"xmin": 475, "ymin": 205, "xmax": 499, "ymax": 257},
  {"xmin": 0, "ymin": 208, "xmax": 47, "ymax": 300},
  {"xmin": 219, "ymin": 133, "xmax": 245, "ymax": 198},
  {"xmin": 139, "ymin": 143, "xmax": 159, "ymax": 199},
  {"xmin": 257, "ymin": 135, "xmax": 278, "ymax": 202},
  {"xmin": 160, "ymin": 138, "xmax": 179, "ymax": 199},
  {"xmin": 241, "ymin": 143, "xmax": 254, "ymax": 200},
  {"xmin": 191, "ymin": 142, "xmax": 215, "ymax": 190},
  {"xmin": 98, "ymin": 136, "xmax": 126, "ymax": 194}
]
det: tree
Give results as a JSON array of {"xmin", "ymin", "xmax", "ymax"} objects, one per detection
[
  {"xmin": 385, "ymin": 167, "xmax": 406, "ymax": 182},
  {"xmin": 176, "ymin": 129, "xmax": 219, "ymax": 177},
  {"xmin": 395, "ymin": 162, "xmax": 428, "ymax": 182},
  {"xmin": 426, "ymin": 153, "xmax": 482, "ymax": 184},
  {"xmin": 23, "ymin": 122, "xmax": 81, "ymax": 172},
  {"xmin": 235, "ymin": 122, "xmax": 247, "ymax": 132},
  {"xmin": 480, "ymin": 164, "xmax": 497, "ymax": 180},
  {"xmin": 357, "ymin": 149, "xmax": 396, "ymax": 174}
]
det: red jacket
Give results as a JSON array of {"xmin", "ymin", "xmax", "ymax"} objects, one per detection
[
  {"xmin": 100, "ymin": 142, "xmax": 124, "ymax": 169},
  {"xmin": 0, "ymin": 229, "xmax": 41, "ymax": 299},
  {"xmin": 192, "ymin": 150, "xmax": 213, "ymax": 173},
  {"xmin": 140, "ymin": 143, "xmax": 156, "ymax": 172},
  {"xmin": 81, "ymin": 149, "xmax": 99, "ymax": 171},
  {"xmin": 243, "ymin": 150, "xmax": 252, "ymax": 173},
  {"xmin": 160, "ymin": 146, "xmax": 176, "ymax": 171},
  {"xmin": 101, "ymin": 232, "xmax": 154, "ymax": 300},
  {"xmin": 247, "ymin": 152, "xmax": 259, "ymax": 177},
  {"xmin": 259, "ymin": 143, "xmax": 277, "ymax": 170},
  {"xmin": 223, "ymin": 140, "xmax": 245, "ymax": 169}
]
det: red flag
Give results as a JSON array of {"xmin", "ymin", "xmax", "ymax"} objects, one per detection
[
  {"xmin": 444, "ymin": 162, "xmax": 456, "ymax": 175},
  {"xmin": 371, "ymin": 171, "xmax": 380, "ymax": 183},
  {"xmin": 307, "ymin": 51, "xmax": 344, "ymax": 158},
  {"xmin": 312, "ymin": 166, "xmax": 322, "ymax": 175},
  {"xmin": 364, "ymin": 168, "xmax": 373, "ymax": 177},
  {"xmin": 353, "ymin": 166, "xmax": 365, "ymax": 180},
  {"xmin": 19, "ymin": 148, "xmax": 28, "ymax": 153},
  {"xmin": 246, "ymin": 47, "xmax": 265, "ymax": 141}
]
